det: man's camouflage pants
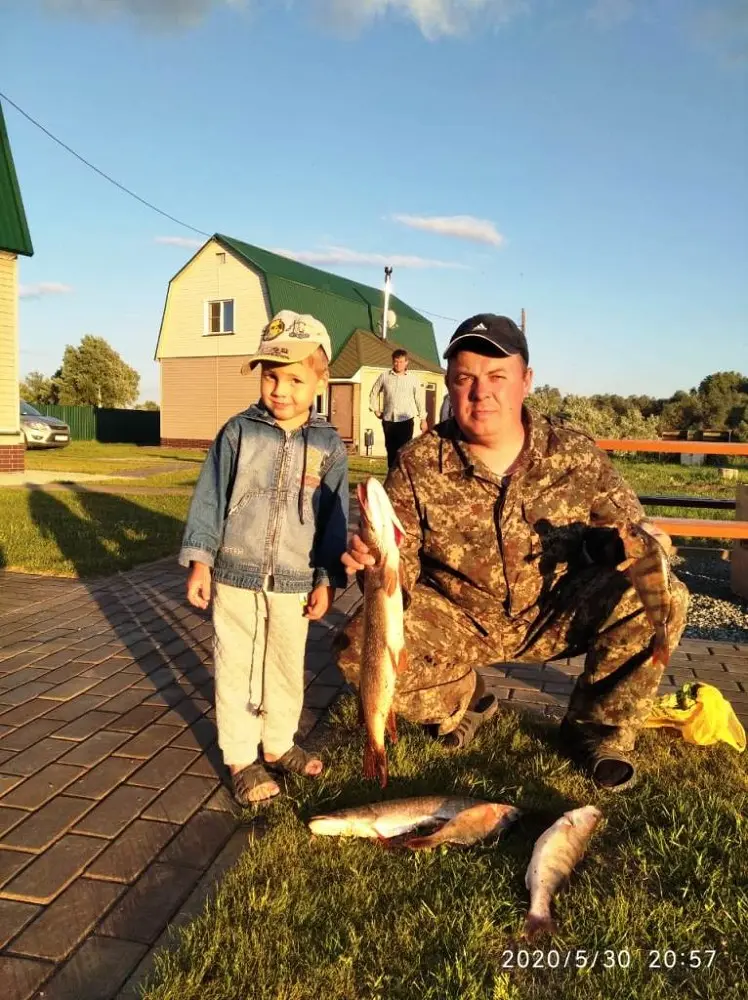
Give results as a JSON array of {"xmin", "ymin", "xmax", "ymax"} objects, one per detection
[{"xmin": 335, "ymin": 566, "xmax": 689, "ymax": 755}]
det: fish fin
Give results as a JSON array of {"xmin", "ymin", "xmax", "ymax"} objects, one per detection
[
  {"xmin": 391, "ymin": 509, "xmax": 407, "ymax": 547},
  {"xmin": 396, "ymin": 647, "xmax": 409, "ymax": 675},
  {"xmin": 403, "ymin": 833, "xmax": 439, "ymax": 851},
  {"xmin": 387, "ymin": 707, "xmax": 398, "ymax": 744},
  {"xmin": 652, "ymin": 625, "xmax": 670, "ymax": 667},
  {"xmin": 363, "ymin": 741, "xmax": 388, "ymax": 788},
  {"xmin": 523, "ymin": 912, "xmax": 556, "ymax": 940},
  {"xmin": 383, "ymin": 566, "xmax": 399, "ymax": 597}
]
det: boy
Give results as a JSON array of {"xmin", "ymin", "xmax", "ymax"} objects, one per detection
[{"xmin": 180, "ymin": 310, "xmax": 349, "ymax": 804}]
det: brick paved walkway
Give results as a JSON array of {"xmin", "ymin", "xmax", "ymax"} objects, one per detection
[{"xmin": 0, "ymin": 560, "xmax": 746, "ymax": 1000}]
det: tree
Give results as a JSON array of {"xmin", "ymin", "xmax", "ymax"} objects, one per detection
[
  {"xmin": 138, "ymin": 401, "xmax": 160, "ymax": 411},
  {"xmin": 526, "ymin": 384, "xmax": 563, "ymax": 417},
  {"xmin": 696, "ymin": 371, "xmax": 748, "ymax": 430},
  {"xmin": 19, "ymin": 371, "xmax": 57, "ymax": 405},
  {"xmin": 55, "ymin": 335, "xmax": 140, "ymax": 408}
]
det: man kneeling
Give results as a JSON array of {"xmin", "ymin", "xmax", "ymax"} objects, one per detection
[{"xmin": 336, "ymin": 313, "xmax": 688, "ymax": 791}]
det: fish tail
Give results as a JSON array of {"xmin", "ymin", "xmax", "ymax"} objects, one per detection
[
  {"xmin": 363, "ymin": 740, "xmax": 388, "ymax": 788},
  {"xmin": 387, "ymin": 707, "xmax": 398, "ymax": 744},
  {"xmin": 523, "ymin": 912, "xmax": 556, "ymax": 940}
]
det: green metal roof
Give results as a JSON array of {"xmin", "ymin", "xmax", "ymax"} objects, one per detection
[
  {"xmin": 330, "ymin": 329, "xmax": 445, "ymax": 379},
  {"xmin": 216, "ymin": 234, "xmax": 438, "ymax": 364},
  {"xmin": 0, "ymin": 102, "xmax": 33, "ymax": 257}
]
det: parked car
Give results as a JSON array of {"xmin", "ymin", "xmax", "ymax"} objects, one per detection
[{"xmin": 20, "ymin": 401, "xmax": 71, "ymax": 448}]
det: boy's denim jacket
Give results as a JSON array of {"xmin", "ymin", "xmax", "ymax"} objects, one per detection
[{"xmin": 179, "ymin": 404, "xmax": 349, "ymax": 592}]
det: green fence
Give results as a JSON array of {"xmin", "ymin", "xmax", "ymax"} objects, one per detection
[
  {"xmin": 34, "ymin": 405, "xmax": 160, "ymax": 445},
  {"xmin": 36, "ymin": 404, "xmax": 96, "ymax": 440}
]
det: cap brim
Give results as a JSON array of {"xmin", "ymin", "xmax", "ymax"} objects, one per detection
[
  {"xmin": 240, "ymin": 343, "xmax": 327, "ymax": 373},
  {"xmin": 442, "ymin": 333, "xmax": 515, "ymax": 360}
]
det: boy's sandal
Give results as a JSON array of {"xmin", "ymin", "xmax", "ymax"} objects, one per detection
[
  {"xmin": 231, "ymin": 762, "xmax": 280, "ymax": 805},
  {"xmin": 266, "ymin": 744, "xmax": 323, "ymax": 777},
  {"xmin": 440, "ymin": 693, "xmax": 499, "ymax": 749}
]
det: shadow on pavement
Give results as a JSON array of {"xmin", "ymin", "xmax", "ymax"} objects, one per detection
[{"xmin": 27, "ymin": 486, "xmax": 223, "ymax": 777}]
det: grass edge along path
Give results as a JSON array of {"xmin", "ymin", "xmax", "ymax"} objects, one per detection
[{"xmin": 139, "ymin": 698, "xmax": 747, "ymax": 1000}]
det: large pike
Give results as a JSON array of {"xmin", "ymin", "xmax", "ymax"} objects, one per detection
[
  {"xmin": 308, "ymin": 795, "xmax": 509, "ymax": 841},
  {"xmin": 357, "ymin": 477, "xmax": 407, "ymax": 787},
  {"xmin": 621, "ymin": 521, "xmax": 673, "ymax": 666},
  {"xmin": 524, "ymin": 805, "xmax": 602, "ymax": 939}
]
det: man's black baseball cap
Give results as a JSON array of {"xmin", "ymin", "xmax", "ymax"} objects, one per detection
[{"xmin": 442, "ymin": 313, "xmax": 529, "ymax": 365}]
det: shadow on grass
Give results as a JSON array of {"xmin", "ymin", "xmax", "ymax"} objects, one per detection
[{"xmin": 27, "ymin": 486, "xmax": 223, "ymax": 777}]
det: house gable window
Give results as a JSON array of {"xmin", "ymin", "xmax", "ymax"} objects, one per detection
[{"xmin": 205, "ymin": 299, "xmax": 235, "ymax": 335}]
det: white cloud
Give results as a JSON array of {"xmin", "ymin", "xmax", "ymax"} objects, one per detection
[
  {"xmin": 273, "ymin": 245, "xmax": 466, "ymax": 269},
  {"xmin": 586, "ymin": 0, "xmax": 635, "ymax": 29},
  {"xmin": 695, "ymin": 0, "xmax": 748, "ymax": 66},
  {"xmin": 154, "ymin": 235, "xmax": 204, "ymax": 248},
  {"xmin": 19, "ymin": 282, "xmax": 74, "ymax": 299},
  {"xmin": 392, "ymin": 214, "xmax": 505, "ymax": 246},
  {"xmin": 317, "ymin": 0, "xmax": 530, "ymax": 39},
  {"xmin": 39, "ymin": 0, "xmax": 529, "ymax": 38},
  {"xmin": 42, "ymin": 0, "xmax": 247, "ymax": 31}
]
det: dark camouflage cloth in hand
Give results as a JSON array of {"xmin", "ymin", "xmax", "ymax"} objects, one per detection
[{"xmin": 336, "ymin": 409, "xmax": 689, "ymax": 753}]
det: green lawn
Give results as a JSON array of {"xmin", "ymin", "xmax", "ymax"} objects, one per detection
[
  {"xmin": 141, "ymin": 698, "xmax": 747, "ymax": 1000},
  {"xmin": 3, "ymin": 452, "xmax": 744, "ymax": 579},
  {"xmin": 0, "ymin": 489, "xmax": 190, "ymax": 577},
  {"xmin": 24, "ymin": 441, "xmax": 206, "ymax": 477}
]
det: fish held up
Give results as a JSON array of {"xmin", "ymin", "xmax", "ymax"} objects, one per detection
[
  {"xmin": 357, "ymin": 477, "xmax": 408, "ymax": 788},
  {"xmin": 620, "ymin": 521, "xmax": 673, "ymax": 667},
  {"xmin": 524, "ymin": 805, "xmax": 602, "ymax": 939}
]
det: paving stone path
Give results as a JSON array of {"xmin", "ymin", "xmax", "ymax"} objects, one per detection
[{"xmin": 0, "ymin": 557, "xmax": 746, "ymax": 1000}]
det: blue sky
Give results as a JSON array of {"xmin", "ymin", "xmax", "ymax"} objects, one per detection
[{"xmin": 3, "ymin": 0, "xmax": 747, "ymax": 403}]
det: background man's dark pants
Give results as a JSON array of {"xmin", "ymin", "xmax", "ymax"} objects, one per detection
[
  {"xmin": 382, "ymin": 419, "xmax": 414, "ymax": 469},
  {"xmin": 335, "ymin": 566, "xmax": 689, "ymax": 755}
]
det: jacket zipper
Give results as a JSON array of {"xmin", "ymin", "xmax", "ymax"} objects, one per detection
[
  {"xmin": 495, "ymin": 475, "xmax": 512, "ymax": 613},
  {"xmin": 267, "ymin": 431, "xmax": 293, "ymax": 578}
]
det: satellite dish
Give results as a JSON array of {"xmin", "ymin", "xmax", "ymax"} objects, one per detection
[{"xmin": 387, "ymin": 309, "xmax": 398, "ymax": 329}]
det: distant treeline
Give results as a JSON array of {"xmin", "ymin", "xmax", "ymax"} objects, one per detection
[{"xmin": 527, "ymin": 371, "xmax": 748, "ymax": 441}]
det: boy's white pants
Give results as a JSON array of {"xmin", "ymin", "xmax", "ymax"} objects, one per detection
[{"xmin": 212, "ymin": 582, "xmax": 310, "ymax": 769}]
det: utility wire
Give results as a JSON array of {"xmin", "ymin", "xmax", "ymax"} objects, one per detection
[
  {"xmin": 0, "ymin": 90, "xmax": 210, "ymax": 238},
  {"xmin": 1, "ymin": 90, "xmax": 464, "ymax": 322}
]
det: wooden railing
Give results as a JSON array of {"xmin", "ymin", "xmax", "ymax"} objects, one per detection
[{"xmin": 596, "ymin": 439, "xmax": 748, "ymax": 540}]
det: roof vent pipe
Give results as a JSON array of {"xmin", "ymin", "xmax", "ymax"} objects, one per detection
[{"xmin": 381, "ymin": 266, "xmax": 393, "ymax": 340}]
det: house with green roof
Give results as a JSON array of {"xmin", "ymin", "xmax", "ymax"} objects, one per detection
[
  {"xmin": 0, "ymin": 102, "xmax": 34, "ymax": 472},
  {"xmin": 155, "ymin": 234, "xmax": 447, "ymax": 454}
]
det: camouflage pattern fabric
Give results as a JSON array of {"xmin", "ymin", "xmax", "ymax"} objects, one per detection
[{"xmin": 335, "ymin": 410, "xmax": 690, "ymax": 753}]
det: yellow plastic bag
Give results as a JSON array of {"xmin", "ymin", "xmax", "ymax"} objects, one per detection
[{"xmin": 644, "ymin": 682, "xmax": 745, "ymax": 752}]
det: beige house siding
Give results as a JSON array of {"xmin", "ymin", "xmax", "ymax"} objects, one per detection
[
  {"xmin": 156, "ymin": 238, "xmax": 271, "ymax": 360},
  {"xmin": 0, "ymin": 251, "xmax": 22, "ymax": 442},
  {"xmin": 358, "ymin": 366, "xmax": 447, "ymax": 458},
  {"xmin": 160, "ymin": 356, "xmax": 261, "ymax": 443}
]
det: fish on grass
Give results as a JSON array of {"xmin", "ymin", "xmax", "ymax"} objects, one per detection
[
  {"xmin": 357, "ymin": 476, "xmax": 408, "ymax": 787},
  {"xmin": 309, "ymin": 796, "xmax": 519, "ymax": 849},
  {"xmin": 621, "ymin": 521, "xmax": 673, "ymax": 666},
  {"xmin": 524, "ymin": 805, "xmax": 602, "ymax": 939}
]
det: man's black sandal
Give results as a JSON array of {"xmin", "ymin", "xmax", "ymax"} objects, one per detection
[
  {"xmin": 558, "ymin": 719, "xmax": 637, "ymax": 792},
  {"xmin": 265, "ymin": 744, "xmax": 323, "ymax": 777},
  {"xmin": 440, "ymin": 693, "xmax": 499, "ymax": 748}
]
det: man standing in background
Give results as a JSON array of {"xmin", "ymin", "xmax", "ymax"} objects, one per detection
[{"xmin": 370, "ymin": 349, "xmax": 428, "ymax": 469}]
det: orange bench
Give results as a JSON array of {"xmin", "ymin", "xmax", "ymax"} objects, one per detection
[{"xmin": 596, "ymin": 439, "xmax": 748, "ymax": 540}]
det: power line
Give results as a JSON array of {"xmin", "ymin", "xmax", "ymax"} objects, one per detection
[
  {"xmin": 0, "ymin": 90, "xmax": 210, "ymax": 238},
  {"xmin": 415, "ymin": 307, "xmax": 460, "ymax": 323}
]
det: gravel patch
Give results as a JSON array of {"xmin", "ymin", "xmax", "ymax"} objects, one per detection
[{"xmin": 673, "ymin": 549, "xmax": 748, "ymax": 643}]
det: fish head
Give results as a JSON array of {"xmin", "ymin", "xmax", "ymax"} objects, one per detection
[
  {"xmin": 308, "ymin": 815, "xmax": 353, "ymax": 836},
  {"xmin": 357, "ymin": 477, "xmax": 406, "ymax": 564},
  {"xmin": 567, "ymin": 805, "xmax": 603, "ymax": 836}
]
